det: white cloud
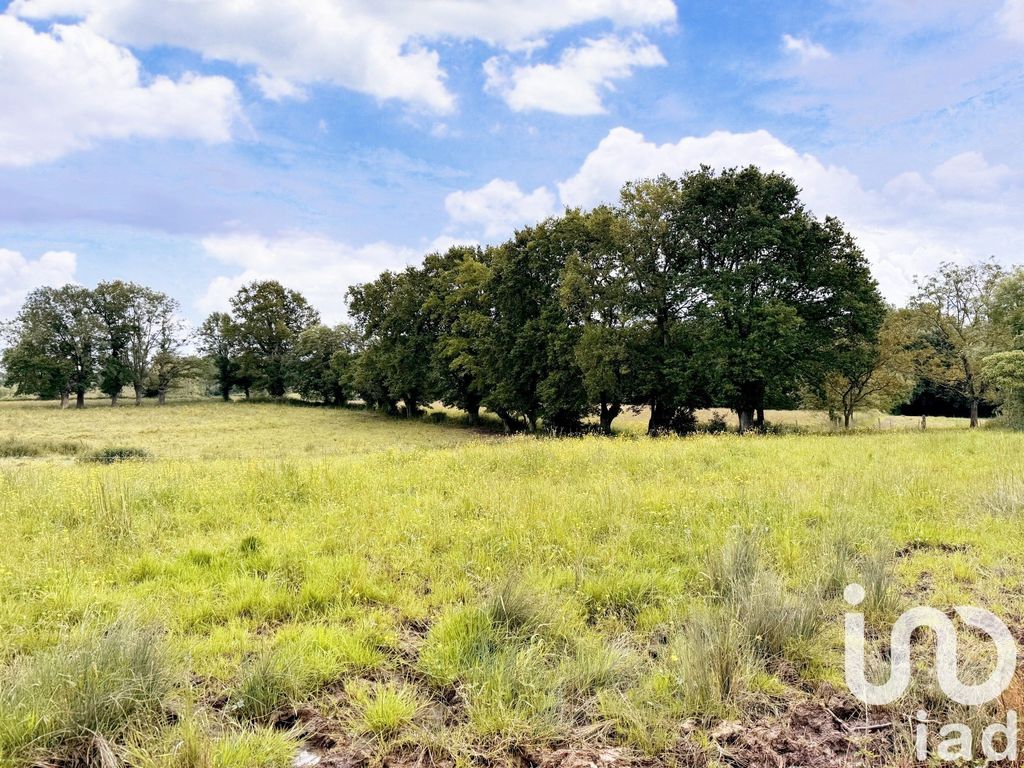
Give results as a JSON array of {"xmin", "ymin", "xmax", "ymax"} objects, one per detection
[
  {"xmin": 0, "ymin": 249, "xmax": 77, "ymax": 317},
  {"xmin": 931, "ymin": 151, "xmax": 1013, "ymax": 194},
  {"xmin": 1001, "ymin": 0, "xmax": 1024, "ymax": 41},
  {"xmin": 485, "ymin": 34, "xmax": 666, "ymax": 115},
  {"xmin": 9, "ymin": 0, "xmax": 676, "ymax": 114},
  {"xmin": 781, "ymin": 34, "xmax": 831, "ymax": 63},
  {"xmin": 445, "ymin": 179, "xmax": 558, "ymax": 238},
  {"xmin": 198, "ymin": 232, "xmax": 417, "ymax": 324},
  {"xmin": 553, "ymin": 127, "xmax": 1024, "ymax": 301},
  {"xmin": 557, "ymin": 127, "xmax": 868, "ymax": 217},
  {"xmin": 0, "ymin": 16, "xmax": 240, "ymax": 166},
  {"xmin": 252, "ymin": 72, "xmax": 307, "ymax": 102}
]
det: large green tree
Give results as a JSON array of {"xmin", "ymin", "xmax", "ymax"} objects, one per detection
[
  {"xmin": 2, "ymin": 285, "xmax": 98, "ymax": 408},
  {"xmin": 348, "ymin": 268, "xmax": 437, "ymax": 417},
  {"xmin": 481, "ymin": 215, "xmax": 589, "ymax": 433},
  {"xmin": 229, "ymin": 281, "xmax": 320, "ymax": 398},
  {"xmin": 616, "ymin": 178, "xmax": 706, "ymax": 435},
  {"xmin": 676, "ymin": 166, "xmax": 883, "ymax": 432},
  {"xmin": 559, "ymin": 206, "xmax": 640, "ymax": 434},
  {"xmin": 422, "ymin": 246, "xmax": 492, "ymax": 426}
]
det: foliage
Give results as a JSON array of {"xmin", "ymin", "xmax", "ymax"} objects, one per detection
[
  {"xmin": 909, "ymin": 260, "xmax": 1004, "ymax": 427},
  {"xmin": 229, "ymin": 281, "xmax": 320, "ymax": 398},
  {"xmin": 348, "ymin": 268, "xmax": 438, "ymax": 416}
]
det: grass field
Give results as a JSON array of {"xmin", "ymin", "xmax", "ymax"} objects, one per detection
[{"xmin": 0, "ymin": 400, "xmax": 1020, "ymax": 767}]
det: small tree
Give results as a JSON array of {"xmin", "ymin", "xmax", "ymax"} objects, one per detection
[
  {"xmin": 910, "ymin": 260, "xmax": 1004, "ymax": 427},
  {"xmin": 197, "ymin": 312, "xmax": 243, "ymax": 401},
  {"xmin": 145, "ymin": 310, "xmax": 190, "ymax": 405},
  {"xmin": 808, "ymin": 309, "xmax": 917, "ymax": 428}
]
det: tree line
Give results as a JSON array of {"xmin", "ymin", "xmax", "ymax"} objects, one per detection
[{"xmin": 3, "ymin": 166, "xmax": 1023, "ymax": 432}]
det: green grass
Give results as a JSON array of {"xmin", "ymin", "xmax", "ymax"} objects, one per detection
[{"xmin": 0, "ymin": 399, "xmax": 1019, "ymax": 765}]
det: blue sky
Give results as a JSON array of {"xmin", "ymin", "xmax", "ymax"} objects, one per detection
[{"xmin": 2, "ymin": 0, "xmax": 1023, "ymax": 323}]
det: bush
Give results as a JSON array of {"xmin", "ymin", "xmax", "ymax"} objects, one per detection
[
  {"xmin": 85, "ymin": 446, "xmax": 152, "ymax": 464},
  {"xmin": 702, "ymin": 413, "xmax": 729, "ymax": 434},
  {"xmin": 0, "ymin": 617, "xmax": 173, "ymax": 768},
  {"xmin": 0, "ymin": 438, "xmax": 82, "ymax": 458}
]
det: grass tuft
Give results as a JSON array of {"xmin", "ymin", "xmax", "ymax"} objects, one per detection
[{"xmin": 0, "ymin": 616, "xmax": 173, "ymax": 768}]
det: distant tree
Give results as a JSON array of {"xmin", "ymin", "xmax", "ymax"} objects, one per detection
[
  {"xmin": 422, "ymin": 246, "xmax": 491, "ymax": 426},
  {"xmin": 145, "ymin": 309, "xmax": 191, "ymax": 405},
  {"xmin": 987, "ymin": 267, "xmax": 1024, "ymax": 348},
  {"xmin": 230, "ymin": 281, "xmax": 320, "ymax": 398},
  {"xmin": 481, "ymin": 216, "xmax": 588, "ymax": 433},
  {"xmin": 2, "ymin": 285, "xmax": 98, "ymax": 408},
  {"xmin": 679, "ymin": 166, "xmax": 884, "ymax": 432},
  {"xmin": 348, "ymin": 267, "xmax": 437, "ymax": 417},
  {"xmin": 559, "ymin": 206, "xmax": 639, "ymax": 434},
  {"xmin": 982, "ymin": 350, "xmax": 1024, "ymax": 426},
  {"xmin": 91, "ymin": 281, "xmax": 134, "ymax": 406},
  {"xmin": 197, "ymin": 312, "xmax": 242, "ymax": 401},
  {"xmin": 910, "ymin": 260, "xmax": 1004, "ymax": 427},
  {"xmin": 807, "ymin": 309, "xmax": 917, "ymax": 428},
  {"xmin": 616, "ymin": 178, "xmax": 705, "ymax": 435},
  {"xmin": 288, "ymin": 324, "xmax": 359, "ymax": 404}
]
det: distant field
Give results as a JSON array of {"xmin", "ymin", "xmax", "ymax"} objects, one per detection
[
  {"xmin": 0, "ymin": 400, "xmax": 1019, "ymax": 767},
  {"xmin": 0, "ymin": 399, "xmax": 483, "ymax": 461}
]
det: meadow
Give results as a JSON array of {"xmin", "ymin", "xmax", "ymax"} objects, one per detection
[{"xmin": 0, "ymin": 399, "xmax": 1021, "ymax": 767}]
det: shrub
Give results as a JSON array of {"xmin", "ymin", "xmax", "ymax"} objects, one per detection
[
  {"xmin": 0, "ymin": 438, "xmax": 82, "ymax": 458},
  {"xmin": 0, "ymin": 617, "xmax": 173, "ymax": 768},
  {"xmin": 702, "ymin": 413, "xmax": 729, "ymax": 434},
  {"xmin": 85, "ymin": 446, "xmax": 151, "ymax": 464}
]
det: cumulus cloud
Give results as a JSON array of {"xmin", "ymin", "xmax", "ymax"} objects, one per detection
[
  {"xmin": 445, "ymin": 179, "xmax": 558, "ymax": 239},
  {"xmin": 198, "ymin": 232, "xmax": 417, "ymax": 324},
  {"xmin": 931, "ymin": 151, "xmax": 1014, "ymax": 194},
  {"xmin": 9, "ymin": 0, "xmax": 676, "ymax": 113},
  {"xmin": 0, "ymin": 16, "xmax": 239, "ymax": 166},
  {"xmin": 0, "ymin": 249, "xmax": 77, "ymax": 317},
  {"xmin": 443, "ymin": 127, "xmax": 1023, "ymax": 302},
  {"xmin": 1001, "ymin": 0, "xmax": 1024, "ymax": 41},
  {"xmin": 484, "ymin": 34, "xmax": 666, "ymax": 115}
]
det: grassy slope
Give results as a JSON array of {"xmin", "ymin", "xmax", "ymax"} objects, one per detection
[{"xmin": 0, "ymin": 401, "xmax": 1020, "ymax": 765}]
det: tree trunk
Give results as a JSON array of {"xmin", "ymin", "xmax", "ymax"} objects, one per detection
[
  {"xmin": 495, "ymin": 408, "xmax": 519, "ymax": 434},
  {"xmin": 60, "ymin": 392, "xmax": 70, "ymax": 409},
  {"xmin": 844, "ymin": 409, "xmax": 853, "ymax": 430},
  {"xmin": 738, "ymin": 408, "xmax": 754, "ymax": 434},
  {"xmin": 221, "ymin": 387, "xmax": 231, "ymax": 402},
  {"xmin": 111, "ymin": 391, "xmax": 119, "ymax": 407},
  {"xmin": 244, "ymin": 386, "xmax": 251, "ymax": 400},
  {"xmin": 134, "ymin": 384, "xmax": 143, "ymax": 406},
  {"xmin": 755, "ymin": 408, "xmax": 765, "ymax": 430},
  {"xmin": 647, "ymin": 400, "xmax": 671, "ymax": 436},
  {"xmin": 403, "ymin": 396, "xmax": 420, "ymax": 418},
  {"xmin": 75, "ymin": 390, "xmax": 85, "ymax": 409},
  {"xmin": 599, "ymin": 401, "xmax": 621, "ymax": 435},
  {"xmin": 158, "ymin": 389, "xmax": 167, "ymax": 405},
  {"xmin": 921, "ymin": 414, "xmax": 927, "ymax": 431},
  {"xmin": 524, "ymin": 411, "xmax": 538, "ymax": 434},
  {"xmin": 466, "ymin": 401, "xmax": 480, "ymax": 427},
  {"xmin": 970, "ymin": 399, "xmax": 979, "ymax": 428}
]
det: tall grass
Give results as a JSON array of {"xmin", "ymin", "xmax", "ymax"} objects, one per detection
[
  {"xmin": 0, "ymin": 401, "xmax": 1019, "ymax": 764},
  {"xmin": 0, "ymin": 617, "xmax": 173, "ymax": 767}
]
